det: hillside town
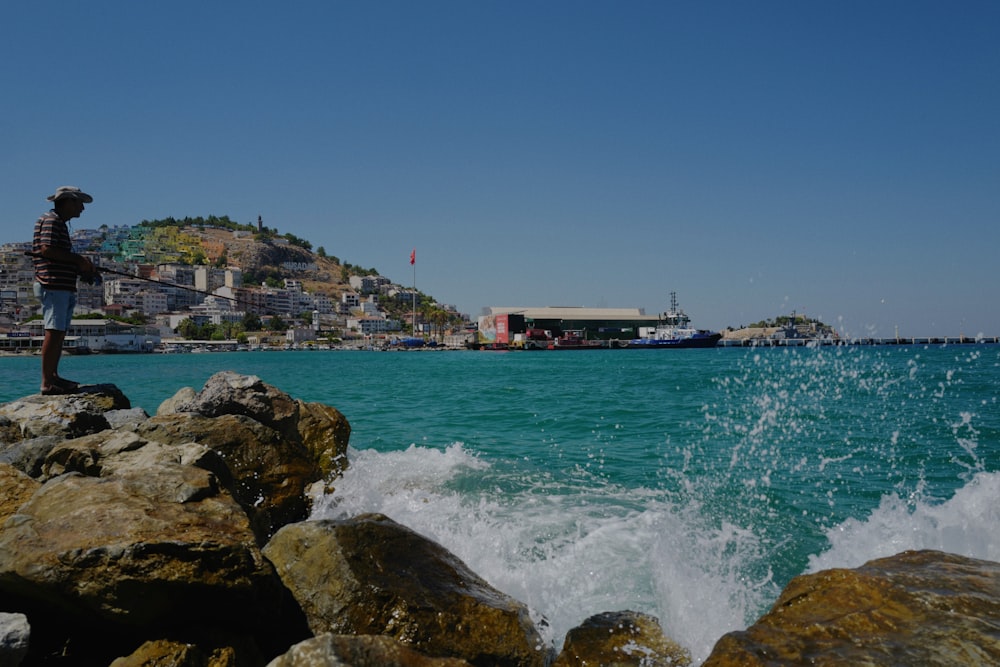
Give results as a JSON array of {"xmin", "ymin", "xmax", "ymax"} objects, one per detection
[{"xmin": 0, "ymin": 217, "xmax": 469, "ymax": 353}]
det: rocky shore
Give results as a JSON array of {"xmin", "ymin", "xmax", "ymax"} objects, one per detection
[{"xmin": 2, "ymin": 372, "xmax": 999, "ymax": 666}]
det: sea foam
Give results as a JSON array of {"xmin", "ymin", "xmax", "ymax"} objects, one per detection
[
  {"xmin": 808, "ymin": 470, "xmax": 1000, "ymax": 572},
  {"xmin": 312, "ymin": 442, "xmax": 779, "ymax": 664}
]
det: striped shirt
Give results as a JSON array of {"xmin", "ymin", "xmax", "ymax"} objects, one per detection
[{"xmin": 32, "ymin": 210, "xmax": 78, "ymax": 292}]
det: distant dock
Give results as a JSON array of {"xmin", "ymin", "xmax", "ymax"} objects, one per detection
[{"xmin": 717, "ymin": 335, "xmax": 1000, "ymax": 348}]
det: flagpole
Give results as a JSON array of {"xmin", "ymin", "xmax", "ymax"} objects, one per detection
[{"xmin": 410, "ymin": 249, "xmax": 416, "ymax": 337}]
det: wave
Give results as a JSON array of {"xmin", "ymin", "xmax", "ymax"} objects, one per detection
[
  {"xmin": 311, "ymin": 443, "xmax": 782, "ymax": 663},
  {"xmin": 808, "ymin": 470, "xmax": 1000, "ymax": 572}
]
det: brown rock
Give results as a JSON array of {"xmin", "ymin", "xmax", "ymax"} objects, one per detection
[
  {"xmin": 263, "ymin": 515, "xmax": 549, "ymax": 667},
  {"xmin": 703, "ymin": 550, "xmax": 1000, "ymax": 666},
  {"xmin": 0, "ymin": 416, "xmax": 20, "ymax": 444},
  {"xmin": 0, "ymin": 451, "xmax": 309, "ymax": 664},
  {"xmin": 0, "ymin": 434, "xmax": 64, "ymax": 477},
  {"xmin": 0, "ymin": 384, "xmax": 129, "ymax": 440},
  {"xmin": 552, "ymin": 611, "xmax": 691, "ymax": 667},
  {"xmin": 295, "ymin": 400, "xmax": 351, "ymax": 484},
  {"xmin": 41, "ymin": 430, "xmax": 232, "ymax": 500},
  {"xmin": 169, "ymin": 371, "xmax": 301, "ymax": 440},
  {"xmin": 0, "ymin": 470, "xmax": 275, "ymax": 626},
  {"xmin": 156, "ymin": 385, "xmax": 198, "ymax": 416},
  {"xmin": 268, "ymin": 634, "xmax": 473, "ymax": 667},
  {"xmin": 0, "ymin": 463, "xmax": 39, "ymax": 524},
  {"xmin": 109, "ymin": 639, "xmax": 237, "ymax": 667},
  {"xmin": 135, "ymin": 412, "xmax": 320, "ymax": 542}
]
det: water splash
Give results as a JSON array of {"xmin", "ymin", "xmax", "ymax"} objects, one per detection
[
  {"xmin": 809, "ymin": 471, "xmax": 1000, "ymax": 572},
  {"xmin": 311, "ymin": 443, "xmax": 778, "ymax": 663}
]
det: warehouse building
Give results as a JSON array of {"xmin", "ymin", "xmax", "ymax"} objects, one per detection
[{"xmin": 478, "ymin": 306, "xmax": 661, "ymax": 347}]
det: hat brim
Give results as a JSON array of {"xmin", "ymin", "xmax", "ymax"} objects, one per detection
[{"xmin": 48, "ymin": 191, "xmax": 93, "ymax": 203}]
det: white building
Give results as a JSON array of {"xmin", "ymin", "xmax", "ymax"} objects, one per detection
[
  {"xmin": 11, "ymin": 319, "xmax": 160, "ymax": 353},
  {"xmin": 359, "ymin": 295, "xmax": 381, "ymax": 316},
  {"xmin": 349, "ymin": 275, "xmax": 391, "ymax": 294},
  {"xmin": 347, "ymin": 317, "xmax": 390, "ymax": 335},
  {"xmin": 311, "ymin": 293, "xmax": 335, "ymax": 315},
  {"xmin": 286, "ymin": 327, "xmax": 317, "ymax": 345}
]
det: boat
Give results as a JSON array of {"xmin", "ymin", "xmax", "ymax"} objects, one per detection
[
  {"xmin": 521, "ymin": 328, "xmax": 554, "ymax": 350},
  {"xmin": 550, "ymin": 330, "xmax": 608, "ymax": 350},
  {"xmin": 626, "ymin": 292, "xmax": 721, "ymax": 349}
]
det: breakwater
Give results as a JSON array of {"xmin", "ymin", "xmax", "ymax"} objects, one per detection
[{"xmin": 718, "ymin": 334, "xmax": 1000, "ymax": 347}]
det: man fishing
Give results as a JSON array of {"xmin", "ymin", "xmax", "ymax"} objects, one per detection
[{"xmin": 32, "ymin": 186, "xmax": 99, "ymax": 395}]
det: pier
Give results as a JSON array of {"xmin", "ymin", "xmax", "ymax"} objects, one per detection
[{"xmin": 717, "ymin": 335, "xmax": 1000, "ymax": 348}]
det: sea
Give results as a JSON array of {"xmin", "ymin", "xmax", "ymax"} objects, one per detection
[{"xmin": 3, "ymin": 344, "xmax": 999, "ymax": 663}]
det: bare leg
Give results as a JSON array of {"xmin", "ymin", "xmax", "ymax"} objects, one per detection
[{"xmin": 40, "ymin": 329, "xmax": 66, "ymax": 391}]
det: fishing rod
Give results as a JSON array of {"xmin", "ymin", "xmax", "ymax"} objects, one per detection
[{"xmin": 24, "ymin": 251, "xmax": 289, "ymax": 318}]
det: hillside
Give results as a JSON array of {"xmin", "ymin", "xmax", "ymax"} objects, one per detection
[
  {"xmin": 167, "ymin": 226, "xmax": 452, "ymax": 325},
  {"xmin": 196, "ymin": 228, "xmax": 344, "ymax": 293}
]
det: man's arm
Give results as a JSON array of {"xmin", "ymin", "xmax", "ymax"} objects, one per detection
[{"xmin": 35, "ymin": 245, "xmax": 95, "ymax": 275}]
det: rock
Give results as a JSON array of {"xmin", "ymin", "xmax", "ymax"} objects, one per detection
[
  {"xmin": 156, "ymin": 385, "xmax": 198, "ymax": 416},
  {"xmin": 0, "ymin": 612, "xmax": 30, "ymax": 667},
  {"xmin": 134, "ymin": 412, "xmax": 320, "ymax": 542},
  {"xmin": 702, "ymin": 550, "xmax": 1000, "ymax": 666},
  {"xmin": 263, "ymin": 515, "xmax": 549, "ymax": 667},
  {"xmin": 552, "ymin": 611, "xmax": 691, "ymax": 667},
  {"xmin": 169, "ymin": 371, "xmax": 301, "ymax": 441},
  {"xmin": 0, "ymin": 385, "xmax": 129, "ymax": 441},
  {"xmin": 104, "ymin": 407, "xmax": 151, "ymax": 430},
  {"xmin": 140, "ymin": 373, "xmax": 345, "ymax": 541},
  {"xmin": 40, "ymin": 430, "xmax": 233, "ymax": 497},
  {"xmin": 267, "ymin": 634, "xmax": 473, "ymax": 667},
  {"xmin": 0, "ymin": 463, "xmax": 39, "ymax": 526},
  {"xmin": 0, "ymin": 469, "xmax": 262, "ymax": 624},
  {"xmin": 110, "ymin": 639, "xmax": 247, "ymax": 667},
  {"xmin": 0, "ymin": 455, "xmax": 308, "ymax": 664},
  {"xmin": 295, "ymin": 400, "xmax": 351, "ymax": 484},
  {"xmin": 109, "ymin": 638, "xmax": 239, "ymax": 666},
  {"xmin": 0, "ymin": 435, "xmax": 64, "ymax": 477},
  {"xmin": 0, "ymin": 417, "xmax": 20, "ymax": 445}
]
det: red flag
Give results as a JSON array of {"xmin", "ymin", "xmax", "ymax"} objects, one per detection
[{"xmin": 410, "ymin": 249, "xmax": 415, "ymax": 265}]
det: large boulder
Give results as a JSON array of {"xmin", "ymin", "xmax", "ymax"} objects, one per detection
[
  {"xmin": 263, "ymin": 515, "xmax": 549, "ymax": 667},
  {"xmin": 157, "ymin": 374, "xmax": 351, "ymax": 480},
  {"xmin": 552, "ymin": 611, "xmax": 691, "ymax": 667},
  {"xmin": 0, "ymin": 436, "xmax": 309, "ymax": 664},
  {"xmin": 267, "ymin": 634, "xmax": 473, "ymax": 667},
  {"xmin": 703, "ymin": 550, "xmax": 1000, "ymax": 666},
  {"xmin": 133, "ymin": 412, "xmax": 319, "ymax": 542},
  {"xmin": 161, "ymin": 371, "xmax": 301, "ymax": 440},
  {"xmin": 0, "ymin": 385, "xmax": 130, "ymax": 442},
  {"xmin": 147, "ymin": 372, "xmax": 351, "ymax": 538}
]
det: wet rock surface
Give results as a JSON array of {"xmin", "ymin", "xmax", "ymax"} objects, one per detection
[
  {"xmin": 702, "ymin": 549, "xmax": 1000, "ymax": 666},
  {"xmin": 264, "ymin": 515, "xmax": 548, "ymax": 667}
]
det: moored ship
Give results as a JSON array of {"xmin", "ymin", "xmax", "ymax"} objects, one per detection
[
  {"xmin": 626, "ymin": 292, "xmax": 721, "ymax": 349},
  {"xmin": 550, "ymin": 330, "xmax": 610, "ymax": 350}
]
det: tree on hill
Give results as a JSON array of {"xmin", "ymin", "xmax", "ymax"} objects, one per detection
[
  {"xmin": 282, "ymin": 232, "xmax": 312, "ymax": 250},
  {"xmin": 139, "ymin": 215, "xmax": 252, "ymax": 232},
  {"xmin": 747, "ymin": 314, "xmax": 832, "ymax": 330}
]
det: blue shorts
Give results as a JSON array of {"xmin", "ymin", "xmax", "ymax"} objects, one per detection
[{"xmin": 34, "ymin": 283, "xmax": 76, "ymax": 332}]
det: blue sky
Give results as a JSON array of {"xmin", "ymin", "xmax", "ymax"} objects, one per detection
[{"xmin": 3, "ymin": 1, "xmax": 998, "ymax": 337}]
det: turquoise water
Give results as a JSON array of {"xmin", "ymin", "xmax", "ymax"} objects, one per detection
[{"xmin": 3, "ymin": 346, "xmax": 999, "ymax": 662}]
